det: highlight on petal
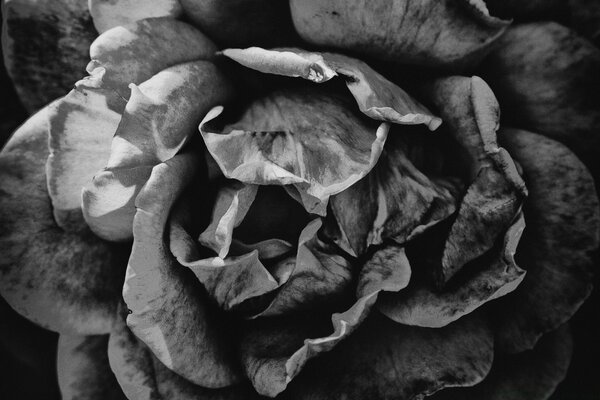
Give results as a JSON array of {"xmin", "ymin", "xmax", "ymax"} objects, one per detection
[
  {"xmin": 57, "ymin": 335, "xmax": 126, "ymax": 400},
  {"xmin": 289, "ymin": 0, "xmax": 510, "ymax": 69},
  {"xmin": 425, "ymin": 76, "xmax": 527, "ymax": 286},
  {"xmin": 379, "ymin": 213, "xmax": 526, "ymax": 328},
  {"xmin": 200, "ymin": 87, "xmax": 389, "ymax": 214},
  {"xmin": 222, "ymin": 47, "xmax": 441, "ymax": 129},
  {"xmin": 479, "ymin": 22, "xmax": 600, "ymax": 178},
  {"xmin": 89, "ymin": 0, "xmax": 183, "ymax": 33},
  {"xmin": 124, "ymin": 153, "xmax": 242, "ymax": 388},
  {"xmin": 284, "ymin": 312, "xmax": 494, "ymax": 400},
  {"xmin": 430, "ymin": 325, "xmax": 573, "ymax": 400},
  {"xmin": 82, "ymin": 60, "xmax": 234, "ymax": 241},
  {"xmin": 493, "ymin": 129, "xmax": 600, "ymax": 353},
  {"xmin": 1, "ymin": 0, "xmax": 96, "ymax": 111},
  {"xmin": 0, "ymin": 108, "xmax": 126, "ymax": 335}
]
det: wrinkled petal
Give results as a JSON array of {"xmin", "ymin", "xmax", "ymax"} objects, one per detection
[
  {"xmin": 479, "ymin": 23, "xmax": 600, "ymax": 178},
  {"xmin": 83, "ymin": 60, "xmax": 234, "ymax": 241},
  {"xmin": 89, "ymin": 0, "xmax": 183, "ymax": 33},
  {"xmin": 289, "ymin": 0, "xmax": 509, "ymax": 69},
  {"xmin": 283, "ymin": 312, "xmax": 494, "ymax": 400},
  {"xmin": 57, "ymin": 335, "xmax": 126, "ymax": 400},
  {"xmin": 379, "ymin": 213, "xmax": 526, "ymax": 328},
  {"xmin": 0, "ymin": 108, "xmax": 126, "ymax": 334},
  {"xmin": 222, "ymin": 47, "xmax": 441, "ymax": 129},
  {"xmin": 431, "ymin": 325, "xmax": 573, "ymax": 400},
  {"xmin": 1, "ymin": 0, "xmax": 96, "ymax": 111},
  {"xmin": 124, "ymin": 153, "xmax": 242, "ymax": 387},
  {"xmin": 425, "ymin": 76, "xmax": 527, "ymax": 285},
  {"xmin": 493, "ymin": 129, "xmax": 600, "ymax": 353},
  {"xmin": 179, "ymin": 0, "xmax": 297, "ymax": 47},
  {"xmin": 200, "ymin": 87, "xmax": 389, "ymax": 214}
]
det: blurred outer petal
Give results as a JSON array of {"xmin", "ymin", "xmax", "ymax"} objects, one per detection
[
  {"xmin": 289, "ymin": 0, "xmax": 509, "ymax": 69},
  {"xmin": 479, "ymin": 23, "xmax": 600, "ymax": 178},
  {"xmin": 200, "ymin": 88, "xmax": 389, "ymax": 215},
  {"xmin": 222, "ymin": 47, "xmax": 441, "ymax": 130},
  {"xmin": 240, "ymin": 245, "xmax": 411, "ymax": 397},
  {"xmin": 0, "ymin": 108, "xmax": 126, "ymax": 335},
  {"xmin": 379, "ymin": 213, "xmax": 526, "ymax": 328},
  {"xmin": 179, "ymin": 0, "xmax": 297, "ymax": 47},
  {"xmin": 124, "ymin": 153, "xmax": 242, "ymax": 388},
  {"xmin": 57, "ymin": 335, "xmax": 126, "ymax": 400},
  {"xmin": 430, "ymin": 325, "xmax": 573, "ymax": 400},
  {"xmin": 493, "ymin": 129, "xmax": 600, "ymax": 353},
  {"xmin": 82, "ymin": 60, "xmax": 234, "ymax": 241},
  {"xmin": 283, "ymin": 312, "xmax": 494, "ymax": 400},
  {"xmin": 425, "ymin": 76, "xmax": 527, "ymax": 285},
  {"xmin": 1, "ymin": 0, "xmax": 96, "ymax": 112},
  {"xmin": 89, "ymin": 0, "xmax": 183, "ymax": 33},
  {"xmin": 326, "ymin": 135, "xmax": 459, "ymax": 257}
]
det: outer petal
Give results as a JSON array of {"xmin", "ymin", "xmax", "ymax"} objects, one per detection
[
  {"xmin": 289, "ymin": 0, "xmax": 509, "ymax": 69},
  {"xmin": 479, "ymin": 23, "xmax": 600, "ymax": 178},
  {"xmin": 1, "ymin": 0, "xmax": 96, "ymax": 111},
  {"xmin": 493, "ymin": 129, "xmax": 600, "ymax": 353},
  {"xmin": 57, "ymin": 335, "xmax": 126, "ymax": 400},
  {"xmin": 0, "ymin": 108, "xmax": 126, "ymax": 334},
  {"xmin": 222, "ymin": 47, "xmax": 441, "ymax": 129},
  {"xmin": 89, "ymin": 0, "xmax": 183, "ymax": 33},
  {"xmin": 124, "ymin": 153, "xmax": 242, "ymax": 388},
  {"xmin": 200, "ymin": 88, "xmax": 389, "ymax": 214}
]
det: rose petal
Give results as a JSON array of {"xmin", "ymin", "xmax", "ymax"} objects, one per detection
[
  {"xmin": 379, "ymin": 213, "xmax": 526, "ymax": 328},
  {"xmin": 179, "ymin": 0, "xmax": 297, "ymax": 47},
  {"xmin": 479, "ymin": 23, "xmax": 600, "ymax": 178},
  {"xmin": 284, "ymin": 312, "xmax": 494, "ymax": 400},
  {"xmin": 124, "ymin": 152, "xmax": 242, "ymax": 387},
  {"xmin": 493, "ymin": 129, "xmax": 600, "ymax": 353},
  {"xmin": 0, "ymin": 108, "xmax": 126, "ymax": 334},
  {"xmin": 89, "ymin": 0, "xmax": 183, "ymax": 33},
  {"xmin": 222, "ymin": 47, "xmax": 441, "ymax": 129},
  {"xmin": 289, "ymin": 0, "xmax": 509, "ymax": 69},
  {"xmin": 430, "ymin": 325, "xmax": 573, "ymax": 400},
  {"xmin": 200, "ymin": 87, "xmax": 389, "ymax": 214},
  {"xmin": 425, "ymin": 76, "xmax": 527, "ymax": 285},
  {"xmin": 1, "ymin": 0, "xmax": 96, "ymax": 112},
  {"xmin": 57, "ymin": 335, "xmax": 126, "ymax": 400}
]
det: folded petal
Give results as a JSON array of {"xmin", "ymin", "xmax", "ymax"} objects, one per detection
[
  {"xmin": 379, "ymin": 213, "xmax": 526, "ymax": 328},
  {"xmin": 0, "ymin": 108, "xmax": 126, "ymax": 334},
  {"xmin": 124, "ymin": 153, "xmax": 242, "ymax": 387},
  {"xmin": 493, "ymin": 129, "xmax": 600, "ymax": 353},
  {"xmin": 479, "ymin": 23, "xmax": 600, "ymax": 178},
  {"xmin": 425, "ymin": 76, "xmax": 527, "ymax": 285},
  {"xmin": 200, "ymin": 87, "xmax": 389, "ymax": 214},
  {"xmin": 1, "ymin": 0, "xmax": 96, "ymax": 111},
  {"xmin": 89, "ymin": 0, "xmax": 183, "ymax": 33},
  {"xmin": 57, "ymin": 335, "xmax": 126, "ymax": 400},
  {"xmin": 222, "ymin": 47, "xmax": 441, "ymax": 129},
  {"xmin": 289, "ymin": 0, "xmax": 509, "ymax": 69}
]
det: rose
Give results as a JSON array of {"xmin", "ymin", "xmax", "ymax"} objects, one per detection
[{"xmin": 1, "ymin": 1, "xmax": 599, "ymax": 400}]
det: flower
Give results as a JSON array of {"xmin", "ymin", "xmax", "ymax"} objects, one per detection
[{"xmin": 1, "ymin": 1, "xmax": 599, "ymax": 400}]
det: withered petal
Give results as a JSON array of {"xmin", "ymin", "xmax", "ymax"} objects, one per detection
[{"xmin": 89, "ymin": 0, "xmax": 183, "ymax": 33}]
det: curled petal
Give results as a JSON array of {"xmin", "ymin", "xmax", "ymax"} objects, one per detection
[
  {"xmin": 0, "ymin": 108, "xmax": 126, "ymax": 334},
  {"xmin": 479, "ymin": 23, "xmax": 600, "ymax": 178},
  {"xmin": 379, "ymin": 213, "xmax": 526, "ymax": 328},
  {"xmin": 124, "ymin": 153, "xmax": 242, "ymax": 387},
  {"xmin": 89, "ymin": 0, "xmax": 183, "ymax": 33},
  {"xmin": 57, "ymin": 335, "xmax": 126, "ymax": 400},
  {"xmin": 493, "ymin": 129, "xmax": 600, "ymax": 353},
  {"xmin": 222, "ymin": 47, "xmax": 441, "ymax": 129},
  {"xmin": 200, "ymin": 88, "xmax": 389, "ymax": 214},
  {"xmin": 1, "ymin": 0, "xmax": 96, "ymax": 111},
  {"xmin": 289, "ymin": 0, "xmax": 509, "ymax": 69}
]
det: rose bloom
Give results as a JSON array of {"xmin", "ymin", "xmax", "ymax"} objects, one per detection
[{"xmin": 1, "ymin": 1, "xmax": 599, "ymax": 399}]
